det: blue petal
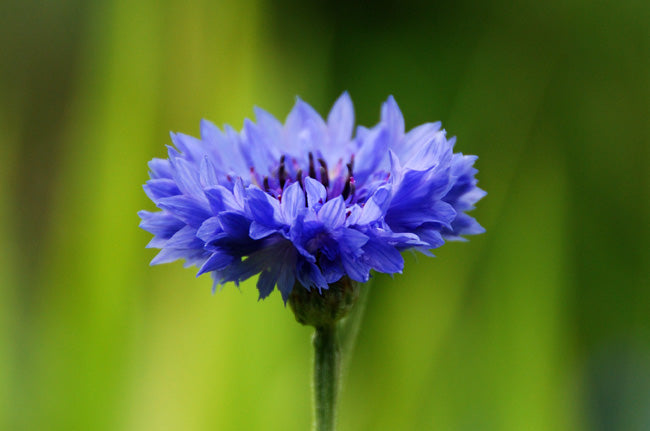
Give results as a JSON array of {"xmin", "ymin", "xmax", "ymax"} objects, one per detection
[
  {"xmin": 144, "ymin": 179, "xmax": 180, "ymax": 201},
  {"xmin": 319, "ymin": 258, "xmax": 345, "ymax": 284},
  {"xmin": 199, "ymin": 156, "xmax": 220, "ymax": 188},
  {"xmin": 146, "ymin": 236, "xmax": 169, "ymax": 249},
  {"xmin": 338, "ymin": 228, "xmax": 369, "ymax": 252},
  {"xmin": 388, "ymin": 149, "xmax": 403, "ymax": 181},
  {"xmin": 403, "ymin": 130, "xmax": 453, "ymax": 171},
  {"xmin": 415, "ymin": 226, "xmax": 445, "ymax": 249},
  {"xmin": 458, "ymin": 187, "xmax": 487, "ymax": 210},
  {"xmin": 197, "ymin": 217, "xmax": 222, "ymax": 242},
  {"xmin": 354, "ymin": 126, "xmax": 390, "ymax": 185},
  {"xmin": 393, "ymin": 121, "xmax": 441, "ymax": 161},
  {"xmin": 182, "ymin": 250, "xmax": 211, "ymax": 269},
  {"xmin": 198, "ymin": 250, "xmax": 234, "ymax": 276},
  {"xmin": 362, "ymin": 237, "xmax": 404, "ymax": 274},
  {"xmin": 157, "ymin": 195, "xmax": 211, "ymax": 228},
  {"xmin": 364, "ymin": 226, "xmax": 427, "ymax": 250},
  {"xmin": 336, "ymin": 229, "xmax": 370, "ymax": 281},
  {"xmin": 150, "ymin": 247, "xmax": 207, "ymax": 266},
  {"xmin": 249, "ymin": 221, "xmax": 279, "ymax": 240},
  {"xmin": 150, "ymin": 248, "xmax": 188, "ymax": 265},
  {"xmin": 387, "ymin": 199, "xmax": 456, "ymax": 230},
  {"xmin": 200, "ymin": 120, "xmax": 248, "ymax": 176},
  {"xmin": 205, "ymin": 185, "xmax": 240, "ymax": 214},
  {"xmin": 277, "ymin": 261, "xmax": 296, "ymax": 303},
  {"xmin": 304, "ymin": 177, "xmax": 327, "ymax": 208},
  {"xmin": 328, "ymin": 91, "xmax": 354, "ymax": 143},
  {"xmin": 445, "ymin": 214, "xmax": 486, "ymax": 238},
  {"xmin": 232, "ymin": 178, "xmax": 246, "ymax": 208},
  {"xmin": 286, "ymin": 214, "xmax": 318, "ymax": 262},
  {"xmin": 218, "ymin": 211, "xmax": 251, "ymax": 238},
  {"xmin": 342, "ymin": 257, "xmax": 370, "ymax": 283},
  {"xmin": 242, "ymin": 118, "xmax": 279, "ymax": 175},
  {"xmin": 254, "ymin": 106, "xmax": 283, "ymax": 142},
  {"xmin": 431, "ymin": 201, "xmax": 457, "ymax": 227},
  {"xmin": 318, "ymin": 196, "xmax": 346, "ymax": 229},
  {"xmin": 165, "ymin": 225, "xmax": 203, "ymax": 249},
  {"xmin": 281, "ymin": 181, "xmax": 306, "ymax": 221},
  {"xmin": 169, "ymin": 155, "xmax": 206, "ymax": 199},
  {"xmin": 344, "ymin": 204, "xmax": 362, "ymax": 226},
  {"xmin": 284, "ymin": 98, "xmax": 327, "ymax": 156},
  {"xmin": 247, "ymin": 186, "xmax": 284, "ymax": 227},
  {"xmin": 148, "ymin": 158, "xmax": 174, "ymax": 179},
  {"xmin": 390, "ymin": 168, "xmax": 439, "ymax": 208},
  {"xmin": 218, "ymin": 238, "xmax": 297, "ymax": 300},
  {"xmin": 199, "ymin": 120, "xmax": 225, "ymax": 166},
  {"xmin": 357, "ymin": 186, "xmax": 391, "ymax": 225},
  {"xmin": 386, "ymin": 168, "xmax": 454, "ymax": 231},
  {"xmin": 170, "ymin": 132, "xmax": 205, "ymax": 163},
  {"xmin": 296, "ymin": 260, "xmax": 328, "ymax": 291},
  {"xmin": 381, "ymin": 95, "xmax": 405, "ymax": 141},
  {"xmin": 222, "ymin": 237, "xmax": 288, "ymax": 283},
  {"xmin": 224, "ymin": 124, "xmax": 248, "ymax": 167},
  {"xmin": 138, "ymin": 210, "xmax": 184, "ymax": 238},
  {"xmin": 326, "ymin": 92, "xmax": 355, "ymax": 163},
  {"xmin": 257, "ymin": 265, "xmax": 281, "ymax": 299}
]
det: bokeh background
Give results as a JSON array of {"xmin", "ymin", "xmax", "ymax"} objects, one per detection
[{"xmin": 1, "ymin": 0, "xmax": 649, "ymax": 429}]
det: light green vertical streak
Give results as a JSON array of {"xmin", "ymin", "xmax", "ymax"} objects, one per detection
[
  {"xmin": 0, "ymin": 98, "xmax": 18, "ymax": 431},
  {"xmin": 441, "ymin": 32, "xmax": 578, "ymax": 431},
  {"xmin": 433, "ymin": 33, "xmax": 567, "ymax": 431},
  {"xmin": 123, "ymin": 1, "xmax": 320, "ymax": 430},
  {"xmin": 34, "ymin": 0, "xmax": 163, "ymax": 429},
  {"xmin": 474, "ymin": 145, "xmax": 577, "ymax": 431},
  {"xmin": 121, "ymin": 1, "xmax": 270, "ymax": 430}
]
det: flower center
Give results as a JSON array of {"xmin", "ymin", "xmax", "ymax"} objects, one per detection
[{"xmin": 257, "ymin": 152, "xmax": 356, "ymax": 202}]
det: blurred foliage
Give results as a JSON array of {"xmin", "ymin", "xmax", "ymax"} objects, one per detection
[{"xmin": 1, "ymin": 0, "xmax": 648, "ymax": 430}]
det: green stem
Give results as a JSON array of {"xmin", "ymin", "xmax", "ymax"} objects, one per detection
[{"xmin": 312, "ymin": 324, "xmax": 340, "ymax": 431}]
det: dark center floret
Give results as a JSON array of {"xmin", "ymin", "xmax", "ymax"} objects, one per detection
[
  {"xmin": 258, "ymin": 152, "xmax": 356, "ymax": 202},
  {"xmin": 341, "ymin": 160, "xmax": 355, "ymax": 200},
  {"xmin": 308, "ymin": 152, "xmax": 317, "ymax": 179},
  {"xmin": 318, "ymin": 158, "xmax": 329, "ymax": 188},
  {"xmin": 278, "ymin": 155, "xmax": 287, "ymax": 189}
]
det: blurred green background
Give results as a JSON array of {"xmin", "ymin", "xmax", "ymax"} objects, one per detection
[{"xmin": 1, "ymin": 0, "xmax": 648, "ymax": 430}]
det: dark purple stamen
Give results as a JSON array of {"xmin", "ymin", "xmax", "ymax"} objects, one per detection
[
  {"xmin": 342, "ymin": 181, "xmax": 351, "ymax": 199},
  {"xmin": 342, "ymin": 161, "xmax": 355, "ymax": 200},
  {"xmin": 320, "ymin": 167, "xmax": 329, "ymax": 188},
  {"xmin": 296, "ymin": 169, "xmax": 307, "ymax": 206},
  {"xmin": 278, "ymin": 155, "xmax": 287, "ymax": 189},
  {"xmin": 263, "ymin": 176, "xmax": 270, "ymax": 191},
  {"xmin": 318, "ymin": 158, "xmax": 329, "ymax": 188},
  {"xmin": 308, "ymin": 152, "xmax": 316, "ymax": 179}
]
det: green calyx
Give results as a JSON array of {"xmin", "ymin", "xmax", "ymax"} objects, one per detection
[{"xmin": 288, "ymin": 277, "xmax": 360, "ymax": 328}]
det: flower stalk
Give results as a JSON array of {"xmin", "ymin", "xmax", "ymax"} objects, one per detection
[
  {"xmin": 289, "ymin": 277, "xmax": 360, "ymax": 431},
  {"xmin": 312, "ymin": 324, "xmax": 340, "ymax": 431}
]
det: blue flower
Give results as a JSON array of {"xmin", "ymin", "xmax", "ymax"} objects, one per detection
[{"xmin": 139, "ymin": 94, "xmax": 485, "ymax": 301}]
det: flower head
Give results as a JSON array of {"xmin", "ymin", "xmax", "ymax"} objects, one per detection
[{"xmin": 139, "ymin": 94, "xmax": 485, "ymax": 301}]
